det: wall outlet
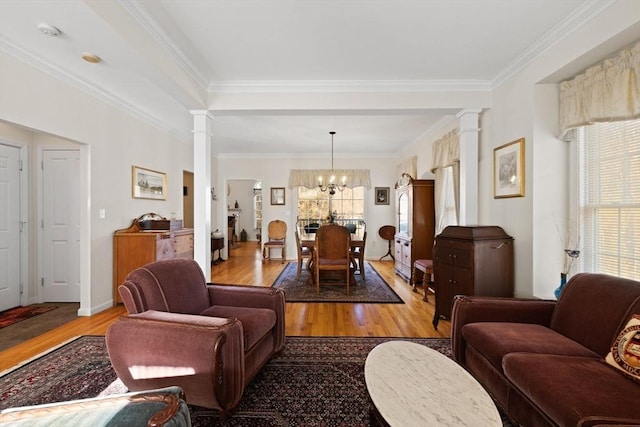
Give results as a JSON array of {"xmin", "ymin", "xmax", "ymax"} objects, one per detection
[{"xmin": 99, "ymin": 209, "xmax": 106, "ymax": 219}]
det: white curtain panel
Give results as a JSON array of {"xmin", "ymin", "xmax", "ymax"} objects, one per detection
[
  {"xmin": 431, "ymin": 129, "xmax": 460, "ymax": 234},
  {"xmin": 559, "ymin": 41, "xmax": 640, "ymax": 141},
  {"xmin": 288, "ymin": 169, "xmax": 371, "ymax": 189}
]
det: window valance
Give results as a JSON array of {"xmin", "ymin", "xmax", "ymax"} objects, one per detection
[
  {"xmin": 289, "ymin": 169, "xmax": 371, "ymax": 189},
  {"xmin": 559, "ymin": 41, "xmax": 640, "ymax": 141},
  {"xmin": 396, "ymin": 156, "xmax": 417, "ymax": 180},
  {"xmin": 430, "ymin": 129, "xmax": 459, "ymax": 172}
]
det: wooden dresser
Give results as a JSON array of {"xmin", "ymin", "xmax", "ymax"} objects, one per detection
[
  {"xmin": 433, "ymin": 225, "xmax": 514, "ymax": 329},
  {"xmin": 393, "ymin": 174, "xmax": 435, "ymax": 282},
  {"xmin": 113, "ymin": 220, "xmax": 194, "ymax": 304}
]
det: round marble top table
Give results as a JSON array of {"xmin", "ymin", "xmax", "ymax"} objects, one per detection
[{"xmin": 364, "ymin": 340, "xmax": 502, "ymax": 427}]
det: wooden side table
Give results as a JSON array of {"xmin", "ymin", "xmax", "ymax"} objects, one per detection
[{"xmin": 211, "ymin": 237, "xmax": 225, "ymax": 265}]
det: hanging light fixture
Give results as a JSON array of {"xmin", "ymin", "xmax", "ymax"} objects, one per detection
[{"xmin": 318, "ymin": 131, "xmax": 346, "ymax": 195}]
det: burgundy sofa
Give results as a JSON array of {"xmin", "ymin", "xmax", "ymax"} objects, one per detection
[
  {"xmin": 106, "ymin": 258, "xmax": 285, "ymax": 413},
  {"xmin": 451, "ymin": 273, "xmax": 640, "ymax": 427}
]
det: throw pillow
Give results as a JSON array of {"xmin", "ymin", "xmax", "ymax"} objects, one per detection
[{"xmin": 605, "ymin": 314, "xmax": 640, "ymax": 383}]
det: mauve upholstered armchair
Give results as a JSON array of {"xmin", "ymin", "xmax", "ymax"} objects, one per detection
[{"xmin": 106, "ymin": 258, "xmax": 285, "ymax": 413}]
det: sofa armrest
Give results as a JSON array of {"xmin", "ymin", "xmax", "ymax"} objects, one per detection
[
  {"xmin": 451, "ymin": 295, "xmax": 557, "ymax": 365},
  {"xmin": 207, "ymin": 283, "xmax": 286, "ymax": 353},
  {"xmin": 106, "ymin": 310, "xmax": 245, "ymax": 411}
]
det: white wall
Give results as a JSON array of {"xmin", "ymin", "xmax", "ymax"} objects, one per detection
[
  {"xmin": 0, "ymin": 51, "xmax": 193, "ymax": 314},
  {"xmin": 213, "ymin": 156, "xmax": 397, "ymax": 264},
  {"xmin": 481, "ymin": 1, "xmax": 640, "ymax": 297}
]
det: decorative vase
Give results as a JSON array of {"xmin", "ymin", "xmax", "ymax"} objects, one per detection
[{"xmin": 554, "ymin": 273, "xmax": 568, "ymax": 299}]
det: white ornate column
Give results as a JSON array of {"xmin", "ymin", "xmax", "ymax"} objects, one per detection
[
  {"xmin": 191, "ymin": 110, "xmax": 213, "ymax": 279},
  {"xmin": 457, "ymin": 109, "xmax": 481, "ymax": 225}
]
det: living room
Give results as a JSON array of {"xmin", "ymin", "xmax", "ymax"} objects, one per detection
[{"xmin": 0, "ymin": 1, "xmax": 639, "ymax": 424}]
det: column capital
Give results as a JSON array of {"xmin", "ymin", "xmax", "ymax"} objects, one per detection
[
  {"xmin": 190, "ymin": 110, "xmax": 215, "ymax": 119},
  {"xmin": 456, "ymin": 108, "xmax": 482, "ymax": 118}
]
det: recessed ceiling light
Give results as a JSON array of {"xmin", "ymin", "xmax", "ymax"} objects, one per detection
[
  {"xmin": 81, "ymin": 53, "xmax": 101, "ymax": 64},
  {"xmin": 37, "ymin": 23, "xmax": 61, "ymax": 37}
]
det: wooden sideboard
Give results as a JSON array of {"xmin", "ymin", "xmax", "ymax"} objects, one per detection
[
  {"xmin": 393, "ymin": 174, "xmax": 435, "ymax": 283},
  {"xmin": 113, "ymin": 220, "xmax": 194, "ymax": 304},
  {"xmin": 433, "ymin": 225, "xmax": 514, "ymax": 329}
]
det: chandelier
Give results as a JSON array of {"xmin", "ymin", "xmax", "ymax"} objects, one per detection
[{"xmin": 318, "ymin": 131, "xmax": 346, "ymax": 195}]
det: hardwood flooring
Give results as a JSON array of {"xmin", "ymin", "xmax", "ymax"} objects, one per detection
[{"xmin": 0, "ymin": 243, "xmax": 449, "ymax": 372}]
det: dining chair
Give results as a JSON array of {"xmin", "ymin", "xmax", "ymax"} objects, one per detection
[
  {"xmin": 350, "ymin": 230, "xmax": 367, "ymax": 280},
  {"xmin": 294, "ymin": 230, "xmax": 312, "ymax": 278},
  {"xmin": 262, "ymin": 220, "xmax": 287, "ymax": 263},
  {"xmin": 313, "ymin": 224, "xmax": 352, "ymax": 295}
]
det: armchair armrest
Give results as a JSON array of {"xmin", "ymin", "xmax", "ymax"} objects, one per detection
[
  {"xmin": 207, "ymin": 283, "xmax": 286, "ymax": 353},
  {"xmin": 106, "ymin": 310, "xmax": 245, "ymax": 411},
  {"xmin": 451, "ymin": 296, "xmax": 557, "ymax": 364},
  {"xmin": 579, "ymin": 416, "xmax": 640, "ymax": 426}
]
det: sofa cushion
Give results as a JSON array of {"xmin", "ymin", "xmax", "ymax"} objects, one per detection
[
  {"xmin": 462, "ymin": 322, "xmax": 600, "ymax": 373},
  {"xmin": 503, "ymin": 353, "xmax": 640, "ymax": 426},
  {"xmin": 605, "ymin": 314, "xmax": 640, "ymax": 383},
  {"xmin": 200, "ymin": 305, "xmax": 276, "ymax": 351}
]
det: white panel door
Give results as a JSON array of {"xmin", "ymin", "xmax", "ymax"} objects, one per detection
[
  {"xmin": 43, "ymin": 149, "xmax": 80, "ymax": 302},
  {"xmin": 0, "ymin": 144, "xmax": 21, "ymax": 311}
]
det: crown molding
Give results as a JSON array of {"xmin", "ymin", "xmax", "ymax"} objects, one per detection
[
  {"xmin": 491, "ymin": 0, "xmax": 613, "ymax": 87},
  {"xmin": 119, "ymin": 0, "xmax": 209, "ymax": 91},
  {"xmin": 208, "ymin": 79, "xmax": 492, "ymax": 94},
  {"xmin": 216, "ymin": 151, "xmax": 391, "ymax": 159},
  {"xmin": 0, "ymin": 37, "xmax": 188, "ymax": 141}
]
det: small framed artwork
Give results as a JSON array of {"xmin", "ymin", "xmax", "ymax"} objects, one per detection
[
  {"xmin": 375, "ymin": 187, "xmax": 390, "ymax": 205},
  {"xmin": 132, "ymin": 166, "xmax": 167, "ymax": 200},
  {"xmin": 494, "ymin": 138, "xmax": 525, "ymax": 198},
  {"xmin": 270, "ymin": 187, "xmax": 285, "ymax": 205}
]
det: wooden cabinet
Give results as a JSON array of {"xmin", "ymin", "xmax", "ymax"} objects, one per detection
[
  {"xmin": 433, "ymin": 226, "xmax": 514, "ymax": 329},
  {"xmin": 113, "ymin": 220, "xmax": 193, "ymax": 304},
  {"xmin": 393, "ymin": 174, "xmax": 435, "ymax": 283}
]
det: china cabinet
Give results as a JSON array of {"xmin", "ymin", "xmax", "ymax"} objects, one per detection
[{"xmin": 393, "ymin": 174, "xmax": 435, "ymax": 282}]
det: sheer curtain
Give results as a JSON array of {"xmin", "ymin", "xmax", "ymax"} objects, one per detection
[
  {"xmin": 559, "ymin": 41, "xmax": 640, "ymax": 141},
  {"xmin": 431, "ymin": 129, "xmax": 459, "ymax": 234}
]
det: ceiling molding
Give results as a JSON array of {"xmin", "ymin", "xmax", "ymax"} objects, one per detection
[
  {"xmin": 216, "ymin": 151, "xmax": 392, "ymax": 159},
  {"xmin": 491, "ymin": 0, "xmax": 613, "ymax": 87},
  {"xmin": 0, "ymin": 37, "xmax": 187, "ymax": 141},
  {"xmin": 208, "ymin": 79, "xmax": 492, "ymax": 94},
  {"xmin": 119, "ymin": 0, "xmax": 209, "ymax": 91}
]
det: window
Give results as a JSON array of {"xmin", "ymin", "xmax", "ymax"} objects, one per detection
[
  {"xmin": 578, "ymin": 119, "xmax": 640, "ymax": 280},
  {"xmin": 297, "ymin": 187, "xmax": 365, "ymax": 221},
  {"xmin": 253, "ymin": 181, "xmax": 262, "ymax": 230}
]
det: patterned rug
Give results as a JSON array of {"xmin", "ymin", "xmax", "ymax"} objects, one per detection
[
  {"xmin": 0, "ymin": 336, "xmax": 514, "ymax": 426},
  {"xmin": 0, "ymin": 305, "xmax": 57, "ymax": 329},
  {"xmin": 271, "ymin": 262, "xmax": 404, "ymax": 303}
]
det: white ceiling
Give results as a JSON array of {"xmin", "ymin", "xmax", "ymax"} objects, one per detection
[{"xmin": 0, "ymin": 0, "xmax": 620, "ymax": 156}]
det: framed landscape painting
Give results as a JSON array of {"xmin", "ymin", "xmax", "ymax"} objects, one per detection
[
  {"xmin": 132, "ymin": 166, "xmax": 167, "ymax": 200},
  {"xmin": 493, "ymin": 138, "xmax": 525, "ymax": 198}
]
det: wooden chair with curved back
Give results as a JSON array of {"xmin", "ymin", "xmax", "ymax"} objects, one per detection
[
  {"xmin": 313, "ymin": 224, "xmax": 352, "ymax": 295},
  {"xmin": 294, "ymin": 230, "xmax": 312, "ymax": 278},
  {"xmin": 350, "ymin": 231, "xmax": 367, "ymax": 280},
  {"xmin": 262, "ymin": 220, "xmax": 287, "ymax": 263}
]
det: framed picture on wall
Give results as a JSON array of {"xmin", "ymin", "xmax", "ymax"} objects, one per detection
[
  {"xmin": 493, "ymin": 138, "xmax": 525, "ymax": 198},
  {"xmin": 132, "ymin": 166, "xmax": 167, "ymax": 200},
  {"xmin": 375, "ymin": 187, "xmax": 390, "ymax": 205},
  {"xmin": 271, "ymin": 187, "xmax": 285, "ymax": 205}
]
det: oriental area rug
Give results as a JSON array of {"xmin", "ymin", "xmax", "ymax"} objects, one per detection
[
  {"xmin": 0, "ymin": 305, "xmax": 57, "ymax": 329},
  {"xmin": 271, "ymin": 262, "xmax": 404, "ymax": 303},
  {"xmin": 0, "ymin": 336, "xmax": 514, "ymax": 426}
]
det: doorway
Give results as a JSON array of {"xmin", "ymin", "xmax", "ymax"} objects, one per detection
[
  {"xmin": 183, "ymin": 170, "xmax": 194, "ymax": 229},
  {"xmin": 41, "ymin": 149, "xmax": 81, "ymax": 302},
  {"xmin": 0, "ymin": 142, "xmax": 22, "ymax": 311}
]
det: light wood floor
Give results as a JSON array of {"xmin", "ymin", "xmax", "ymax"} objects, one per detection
[{"xmin": 0, "ymin": 243, "xmax": 449, "ymax": 372}]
